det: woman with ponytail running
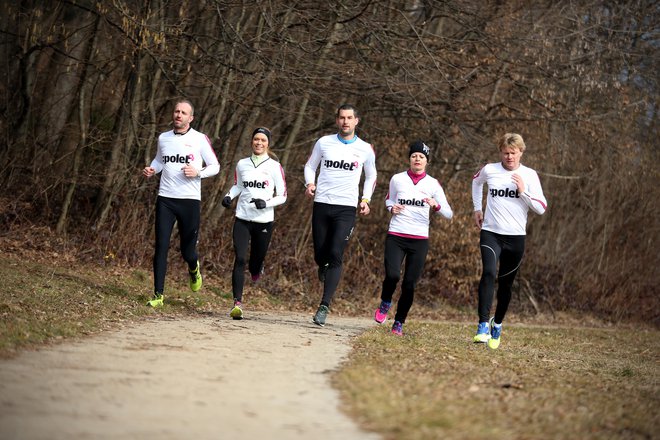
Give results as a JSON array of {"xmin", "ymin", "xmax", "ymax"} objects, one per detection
[{"xmin": 221, "ymin": 127, "xmax": 287, "ymax": 320}]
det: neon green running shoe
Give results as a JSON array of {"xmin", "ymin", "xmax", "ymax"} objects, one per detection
[
  {"xmin": 147, "ymin": 293, "xmax": 164, "ymax": 308},
  {"xmin": 189, "ymin": 261, "xmax": 202, "ymax": 292},
  {"xmin": 487, "ymin": 317, "xmax": 501, "ymax": 349},
  {"xmin": 230, "ymin": 301, "xmax": 243, "ymax": 320}
]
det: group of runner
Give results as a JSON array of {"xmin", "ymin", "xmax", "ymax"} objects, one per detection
[{"xmin": 142, "ymin": 99, "xmax": 547, "ymax": 350}]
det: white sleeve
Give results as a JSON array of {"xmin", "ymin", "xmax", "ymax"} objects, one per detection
[
  {"xmin": 472, "ymin": 166, "xmax": 487, "ymax": 212},
  {"xmin": 385, "ymin": 176, "xmax": 397, "ymax": 212},
  {"xmin": 520, "ymin": 170, "xmax": 547, "ymax": 215},
  {"xmin": 266, "ymin": 163, "xmax": 287, "ymax": 208},
  {"xmin": 361, "ymin": 145, "xmax": 377, "ymax": 201},
  {"xmin": 199, "ymin": 135, "xmax": 220, "ymax": 179},
  {"xmin": 304, "ymin": 141, "xmax": 322, "ymax": 186},
  {"xmin": 149, "ymin": 141, "xmax": 164, "ymax": 174},
  {"xmin": 433, "ymin": 184, "xmax": 453, "ymax": 219},
  {"xmin": 226, "ymin": 166, "xmax": 242, "ymax": 199}
]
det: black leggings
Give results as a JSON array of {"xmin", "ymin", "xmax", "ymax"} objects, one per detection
[
  {"xmin": 477, "ymin": 230, "xmax": 525, "ymax": 324},
  {"xmin": 312, "ymin": 202, "xmax": 356, "ymax": 306},
  {"xmin": 232, "ymin": 218, "xmax": 274, "ymax": 301},
  {"xmin": 153, "ymin": 196, "xmax": 200, "ymax": 294},
  {"xmin": 381, "ymin": 234, "xmax": 429, "ymax": 324}
]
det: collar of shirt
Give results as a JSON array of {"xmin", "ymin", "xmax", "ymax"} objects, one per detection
[
  {"xmin": 407, "ymin": 168, "xmax": 427, "ymax": 185},
  {"xmin": 173, "ymin": 127, "xmax": 192, "ymax": 136},
  {"xmin": 336, "ymin": 134, "xmax": 358, "ymax": 144},
  {"xmin": 251, "ymin": 153, "xmax": 269, "ymax": 166}
]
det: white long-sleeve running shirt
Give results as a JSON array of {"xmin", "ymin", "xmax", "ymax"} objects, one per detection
[
  {"xmin": 472, "ymin": 162, "xmax": 547, "ymax": 236},
  {"xmin": 304, "ymin": 134, "xmax": 377, "ymax": 207},
  {"xmin": 225, "ymin": 155, "xmax": 287, "ymax": 223},
  {"xmin": 385, "ymin": 170, "xmax": 453, "ymax": 239},
  {"xmin": 150, "ymin": 128, "xmax": 220, "ymax": 200}
]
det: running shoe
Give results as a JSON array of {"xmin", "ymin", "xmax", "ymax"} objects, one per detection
[
  {"xmin": 313, "ymin": 305, "xmax": 330, "ymax": 327},
  {"xmin": 374, "ymin": 300, "xmax": 391, "ymax": 324},
  {"xmin": 230, "ymin": 300, "xmax": 243, "ymax": 320},
  {"xmin": 391, "ymin": 320, "xmax": 403, "ymax": 336},
  {"xmin": 317, "ymin": 263, "xmax": 329, "ymax": 282},
  {"xmin": 488, "ymin": 317, "xmax": 501, "ymax": 349},
  {"xmin": 189, "ymin": 261, "xmax": 202, "ymax": 292},
  {"xmin": 251, "ymin": 266, "xmax": 264, "ymax": 283},
  {"xmin": 147, "ymin": 293, "xmax": 163, "ymax": 308},
  {"xmin": 473, "ymin": 321, "xmax": 490, "ymax": 343}
]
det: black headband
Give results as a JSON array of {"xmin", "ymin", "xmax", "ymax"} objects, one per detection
[
  {"xmin": 252, "ymin": 127, "xmax": 271, "ymax": 144},
  {"xmin": 409, "ymin": 140, "xmax": 430, "ymax": 160}
]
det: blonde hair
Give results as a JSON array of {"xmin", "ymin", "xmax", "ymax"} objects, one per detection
[{"xmin": 498, "ymin": 133, "xmax": 526, "ymax": 153}]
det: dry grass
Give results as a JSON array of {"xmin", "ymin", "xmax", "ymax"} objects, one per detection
[
  {"xmin": 0, "ymin": 254, "xmax": 234, "ymax": 357},
  {"xmin": 334, "ymin": 321, "xmax": 659, "ymax": 440}
]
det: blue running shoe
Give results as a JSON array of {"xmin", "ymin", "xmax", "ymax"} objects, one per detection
[
  {"xmin": 391, "ymin": 320, "xmax": 403, "ymax": 336},
  {"xmin": 473, "ymin": 321, "xmax": 490, "ymax": 343}
]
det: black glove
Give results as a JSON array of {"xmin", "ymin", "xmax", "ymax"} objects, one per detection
[
  {"xmin": 221, "ymin": 196, "xmax": 232, "ymax": 208},
  {"xmin": 251, "ymin": 198, "xmax": 267, "ymax": 209}
]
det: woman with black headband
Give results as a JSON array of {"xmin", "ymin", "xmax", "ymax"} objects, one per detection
[
  {"xmin": 221, "ymin": 127, "xmax": 287, "ymax": 319},
  {"xmin": 374, "ymin": 140, "xmax": 453, "ymax": 336}
]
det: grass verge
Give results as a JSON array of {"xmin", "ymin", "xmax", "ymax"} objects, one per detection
[
  {"xmin": 0, "ymin": 254, "xmax": 234, "ymax": 357},
  {"xmin": 334, "ymin": 321, "xmax": 659, "ymax": 440}
]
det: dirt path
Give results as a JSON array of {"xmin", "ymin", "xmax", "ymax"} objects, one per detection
[{"xmin": 0, "ymin": 311, "xmax": 382, "ymax": 440}]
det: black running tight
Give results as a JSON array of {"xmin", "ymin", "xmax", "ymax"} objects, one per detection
[
  {"xmin": 231, "ymin": 218, "xmax": 274, "ymax": 301},
  {"xmin": 381, "ymin": 234, "xmax": 429, "ymax": 324},
  {"xmin": 477, "ymin": 230, "xmax": 525, "ymax": 323},
  {"xmin": 153, "ymin": 196, "xmax": 201, "ymax": 294},
  {"xmin": 311, "ymin": 202, "xmax": 356, "ymax": 306}
]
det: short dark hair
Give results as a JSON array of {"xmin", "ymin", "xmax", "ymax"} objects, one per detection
[
  {"xmin": 336, "ymin": 104, "xmax": 358, "ymax": 119},
  {"xmin": 175, "ymin": 98, "xmax": 195, "ymax": 116}
]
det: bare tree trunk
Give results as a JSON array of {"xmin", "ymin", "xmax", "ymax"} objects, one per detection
[
  {"xmin": 56, "ymin": 82, "xmax": 87, "ymax": 235},
  {"xmin": 56, "ymin": 15, "xmax": 100, "ymax": 234}
]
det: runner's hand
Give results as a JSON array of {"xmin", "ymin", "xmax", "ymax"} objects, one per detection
[{"xmin": 251, "ymin": 198, "xmax": 267, "ymax": 209}]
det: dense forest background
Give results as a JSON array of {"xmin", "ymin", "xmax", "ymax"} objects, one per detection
[{"xmin": 1, "ymin": 1, "xmax": 658, "ymax": 324}]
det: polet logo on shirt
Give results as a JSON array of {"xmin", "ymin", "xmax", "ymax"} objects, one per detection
[
  {"xmin": 397, "ymin": 198, "xmax": 426, "ymax": 206},
  {"xmin": 243, "ymin": 180, "xmax": 269, "ymax": 189},
  {"xmin": 323, "ymin": 159, "xmax": 359, "ymax": 171},
  {"xmin": 163, "ymin": 153, "xmax": 194, "ymax": 164},
  {"xmin": 490, "ymin": 187, "xmax": 520, "ymax": 198}
]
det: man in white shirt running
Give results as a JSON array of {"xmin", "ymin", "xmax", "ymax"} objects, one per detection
[
  {"xmin": 142, "ymin": 99, "xmax": 220, "ymax": 307},
  {"xmin": 304, "ymin": 104, "xmax": 377, "ymax": 326},
  {"xmin": 471, "ymin": 133, "xmax": 547, "ymax": 349}
]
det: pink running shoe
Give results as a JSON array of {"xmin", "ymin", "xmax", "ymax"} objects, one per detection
[
  {"xmin": 374, "ymin": 301, "xmax": 391, "ymax": 324},
  {"xmin": 251, "ymin": 266, "xmax": 264, "ymax": 282},
  {"xmin": 391, "ymin": 321, "xmax": 403, "ymax": 336}
]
